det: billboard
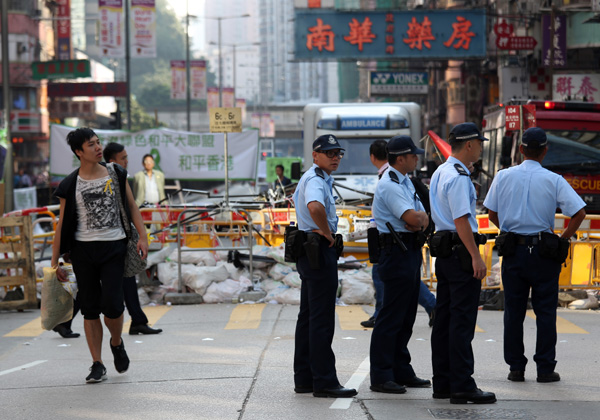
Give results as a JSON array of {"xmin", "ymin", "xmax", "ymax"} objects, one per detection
[{"xmin": 294, "ymin": 9, "xmax": 486, "ymax": 60}]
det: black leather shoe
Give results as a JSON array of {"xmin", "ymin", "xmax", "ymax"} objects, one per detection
[
  {"xmin": 401, "ymin": 376, "xmax": 431, "ymax": 388},
  {"xmin": 360, "ymin": 317, "xmax": 375, "ymax": 328},
  {"xmin": 537, "ymin": 372, "xmax": 560, "ymax": 383},
  {"xmin": 53, "ymin": 325, "xmax": 80, "ymax": 338},
  {"xmin": 294, "ymin": 385, "xmax": 313, "ymax": 394},
  {"xmin": 428, "ymin": 309, "xmax": 436, "ymax": 328},
  {"xmin": 129, "ymin": 324, "xmax": 163, "ymax": 335},
  {"xmin": 508, "ymin": 370, "xmax": 525, "ymax": 382},
  {"xmin": 433, "ymin": 391, "xmax": 451, "ymax": 399},
  {"xmin": 450, "ymin": 388, "xmax": 497, "ymax": 404},
  {"xmin": 313, "ymin": 386, "xmax": 357, "ymax": 398},
  {"xmin": 370, "ymin": 381, "xmax": 406, "ymax": 394}
]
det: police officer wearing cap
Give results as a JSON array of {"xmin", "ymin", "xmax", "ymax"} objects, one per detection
[
  {"xmin": 292, "ymin": 134, "xmax": 358, "ymax": 399},
  {"xmin": 483, "ymin": 127, "xmax": 585, "ymax": 384},
  {"xmin": 369, "ymin": 135, "xmax": 431, "ymax": 394},
  {"xmin": 429, "ymin": 122, "xmax": 496, "ymax": 404}
]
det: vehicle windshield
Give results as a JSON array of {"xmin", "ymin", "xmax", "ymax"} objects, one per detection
[
  {"xmin": 335, "ymin": 138, "xmax": 387, "ymax": 174},
  {"xmin": 544, "ymin": 130, "xmax": 600, "ymax": 173}
]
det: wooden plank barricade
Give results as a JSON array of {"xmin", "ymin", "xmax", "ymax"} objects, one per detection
[{"xmin": 0, "ymin": 216, "xmax": 38, "ymax": 310}]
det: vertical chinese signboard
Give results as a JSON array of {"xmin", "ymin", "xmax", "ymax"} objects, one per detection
[
  {"xmin": 56, "ymin": 0, "xmax": 71, "ymax": 60},
  {"xmin": 190, "ymin": 61, "xmax": 207, "ymax": 100},
  {"xmin": 99, "ymin": 0, "xmax": 125, "ymax": 58},
  {"xmin": 542, "ymin": 14, "xmax": 566, "ymax": 68},
  {"xmin": 294, "ymin": 9, "xmax": 486, "ymax": 60},
  {"xmin": 170, "ymin": 60, "xmax": 186, "ymax": 100},
  {"xmin": 131, "ymin": 0, "xmax": 156, "ymax": 58}
]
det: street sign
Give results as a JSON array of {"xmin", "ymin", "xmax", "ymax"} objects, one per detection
[
  {"xmin": 48, "ymin": 82, "xmax": 127, "ymax": 97},
  {"xmin": 496, "ymin": 36, "xmax": 537, "ymax": 50},
  {"xmin": 209, "ymin": 107, "xmax": 242, "ymax": 133},
  {"xmin": 31, "ymin": 60, "xmax": 91, "ymax": 80},
  {"xmin": 522, "ymin": 104, "xmax": 536, "ymax": 129},
  {"xmin": 369, "ymin": 71, "xmax": 428, "ymax": 96}
]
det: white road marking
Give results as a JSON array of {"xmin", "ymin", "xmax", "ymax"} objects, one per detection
[
  {"xmin": 0, "ymin": 360, "xmax": 47, "ymax": 377},
  {"xmin": 330, "ymin": 356, "xmax": 370, "ymax": 410}
]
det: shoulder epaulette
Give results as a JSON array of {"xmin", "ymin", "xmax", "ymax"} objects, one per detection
[
  {"xmin": 388, "ymin": 171, "xmax": 400, "ymax": 184},
  {"xmin": 454, "ymin": 164, "xmax": 469, "ymax": 176},
  {"xmin": 314, "ymin": 167, "xmax": 325, "ymax": 179}
]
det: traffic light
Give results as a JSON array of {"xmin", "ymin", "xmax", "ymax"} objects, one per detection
[{"xmin": 109, "ymin": 102, "xmax": 122, "ymax": 129}]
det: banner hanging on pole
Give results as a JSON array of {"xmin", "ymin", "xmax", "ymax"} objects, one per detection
[
  {"xmin": 170, "ymin": 60, "xmax": 186, "ymax": 99},
  {"xmin": 99, "ymin": 0, "xmax": 125, "ymax": 58},
  {"xmin": 50, "ymin": 125, "xmax": 259, "ymax": 180},
  {"xmin": 131, "ymin": 0, "xmax": 156, "ymax": 58},
  {"xmin": 190, "ymin": 60, "xmax": 207, "ymax": 100}
]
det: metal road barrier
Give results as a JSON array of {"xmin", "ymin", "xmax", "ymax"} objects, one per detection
[{"xmin": 176, "ymin": 208, "xmax": 254, "ymax": 294}]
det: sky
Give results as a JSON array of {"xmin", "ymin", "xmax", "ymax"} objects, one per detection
[{"xmin": 166, "ymin": 0, "xmax": 206, "ymax": 55}]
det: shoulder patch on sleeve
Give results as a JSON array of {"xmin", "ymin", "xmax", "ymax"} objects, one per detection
[
  {"xmin": 388, "ymin": 171, "xmax": 400, "ymax": 184},
  {"xmin": 454, "ymin": 164, "xmax": 469, "ymax": 176},
  {"xmin": 314, "ymin": 167, "xmax": 325, "ymax": 179}
]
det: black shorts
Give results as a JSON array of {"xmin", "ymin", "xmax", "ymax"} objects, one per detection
[{"xmin": 70, "ymin": 239, "xmax": 127, "ymax": 320}]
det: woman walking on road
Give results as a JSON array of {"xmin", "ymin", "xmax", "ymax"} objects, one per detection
[{"xmin": 51, "ymin": 127, "xmax": 148, "ymax": 383}]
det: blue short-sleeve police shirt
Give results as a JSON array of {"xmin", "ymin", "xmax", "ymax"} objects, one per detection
[
  {"xmin": 292, "ymin": 164, "xmax": 338, "ymax": 233},
  {"xmin": 483, "ymin": 160, "xmax": 585, "ymax": 234},
  {"xmin": 430, "ymin": 156, "xmax": 478, "ymax": 232},
  {"xmin": 373, "ymin": 167, "xmax": 425, "ymax": 233}
]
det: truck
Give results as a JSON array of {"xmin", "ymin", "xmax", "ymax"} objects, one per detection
[
  {"xmin": 480, "ymin": 100, "xmax": 600, "ymax": 213},
  {"xmin": 302, "ymin": 102, "xmax": 422, "ymax": 204}
]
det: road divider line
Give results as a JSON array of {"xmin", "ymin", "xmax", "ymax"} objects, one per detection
[
  {"xmin": 124, "ymin": 304, "xmax": 172, "ymax": 331},
  {"xmin": 526, "ymin": 310, "xmax": 588, "ymax": 334},
  {"xmin": 4, "ymin": 317, "xmax": 45, "ymax": 337},
  {"xmin": 225, "ymin": 303, "xmax": 266, "ymax": 330},
  {"xmin": 336, "ymin": 306, "xmax": 370, "ymax": 330},
  {"xmin": 330, "ymin": 356, "xmax": 370, "ymax": 410},
  {"xmin": 0, "ymin": 360, "xmax": 47, "ymax": 377}
]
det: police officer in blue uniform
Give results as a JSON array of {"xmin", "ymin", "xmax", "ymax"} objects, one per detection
[
  {"xmin": 369, "ymin": 135, "xmax": 431, "ymax": 394},
  {"xmin": 483, "ymin": 127, "xmax": 586, "ymax": 383},
  {"xmin": 429, "ymin": 122, "xmax": 496, "ymax": 404},
  {"xmin": 292, "ymin": 134, "xmax": 357, "ymax": 399}
]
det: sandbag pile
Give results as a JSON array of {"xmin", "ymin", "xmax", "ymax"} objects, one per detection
[{"xmin": 150, "ymin": 244, "xmax": 374, "ymax": 305}]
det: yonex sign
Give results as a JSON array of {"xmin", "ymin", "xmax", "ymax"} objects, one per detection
[{"xmin": 369, "ymin": 71, "xmax": 428, "ymax": 96}]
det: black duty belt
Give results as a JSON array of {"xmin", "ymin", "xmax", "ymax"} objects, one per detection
[
  {"xmin": 379, "ymin": 232, "xmax": 415, "ymax": 247},
  {"xmin": 515, "ymin": 234, "xmax": 540, "ymax": 246}
]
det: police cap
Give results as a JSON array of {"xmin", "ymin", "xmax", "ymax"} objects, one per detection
[
  {"xmin": 521, "ymin": 127, "xmax": 547, "ymax": 148},
  {"xmin": 448, "ymin": 122, "xmax": 489, "ymax": 144},
  {"xmin": 387, "ymin": 135, "xmax": 424, "ymax": 155},
  {"xmin": 313, "ymin": 134, "xmax": 345, "ymax": 152}
]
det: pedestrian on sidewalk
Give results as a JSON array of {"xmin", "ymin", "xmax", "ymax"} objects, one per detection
[{"xmin": 51, "ymin": 127, "xmax": 148, "ymax": 383}]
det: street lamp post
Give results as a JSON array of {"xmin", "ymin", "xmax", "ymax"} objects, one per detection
[
  {"xmin": 205, "ymin": 14, "xmax": 250, "ymax": 107},
  {"xmin": 209, "ymin": 41, "xmax": 260, "ymax": 106}
]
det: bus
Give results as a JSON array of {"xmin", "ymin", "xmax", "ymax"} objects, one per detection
[
  {"xmin": 303, "ymin": 102, "xmax": 421, "ymax": 203},
  {"xmin": 480, "ymin": 100, "xmax": 600, "ymax": 213}
]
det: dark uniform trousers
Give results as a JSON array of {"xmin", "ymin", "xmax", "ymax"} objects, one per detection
[
  {"xmin": 294, "ymin": 235, "xmax": 340, "ymax": 390},
  {"xmin": 431, "ymin": 249, "xmax": 481, "ymax": 393},
  {"xmin": 502, "ymin": 244, "xmax": 560, "ymax": 374},
  {"xmin": 123, "ymin": 276, "xmax": 149, "ymax": 326},
  {"xmin": 370, "ymin": 235, "xmax": 421, "ymax": 385}
]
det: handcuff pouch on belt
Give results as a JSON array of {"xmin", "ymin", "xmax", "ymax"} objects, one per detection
[
  {"xmin": 284, "ymin": 225, "xmax": 306, "ymax": 263},
  {"xmin": 538, "ymin": 232, "xmax": 570, "ymax": 264},
  {"xmin": 454, "ymin": 233, "xmax": 487, "ymax": 273},
  {"xmin": 428, "ymin": 231, "xmax": 452, "ymax": 258},
  {"xmin": 495, "ymin": 231, "xmax": 516, "ymax": 257},
  {"xmin": 367, "ymin": 225, "xmax": 380, "ymax": 264}
]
